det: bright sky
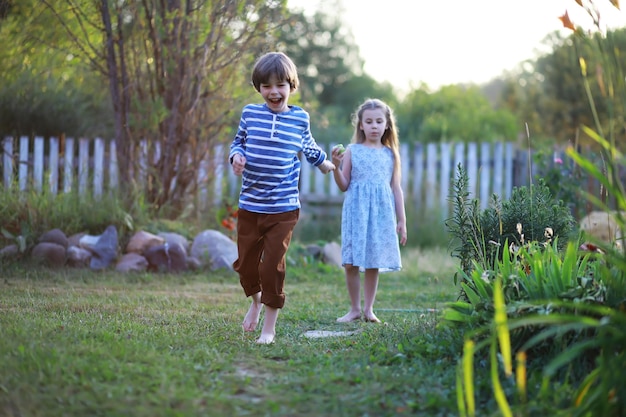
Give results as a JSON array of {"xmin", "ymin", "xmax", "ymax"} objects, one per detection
[{"xmin": 287, "ymin": 0, "xmax": 625, "ymax": 92}]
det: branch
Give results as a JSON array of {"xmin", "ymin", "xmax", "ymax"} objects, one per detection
[{"xmin": 39, "ymin": 0, "xmax": 107, "ymax": 74}]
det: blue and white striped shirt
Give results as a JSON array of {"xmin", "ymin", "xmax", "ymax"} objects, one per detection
[{"xmin": 229, "ymin": 103, "xmax": 328, "ymax": 214}]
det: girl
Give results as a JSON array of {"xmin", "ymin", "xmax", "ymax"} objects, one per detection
[{"xmin": 331, "ymin": 98, "xmax": 408, "ymax": 323}]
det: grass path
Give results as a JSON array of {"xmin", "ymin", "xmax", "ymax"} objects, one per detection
[{"xmin": 0, "ymin": 247, "xmax": 462, "ymax": 417}]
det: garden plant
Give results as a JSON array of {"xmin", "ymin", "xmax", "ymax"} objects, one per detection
[{"xmin": 449, "ymin": 2, "xmax": 626, "ymax": 416}]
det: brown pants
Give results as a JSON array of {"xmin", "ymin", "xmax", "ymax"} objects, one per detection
[{"xmin": 233, "ymin": 208, "xmax": 299, "ymax": 309}]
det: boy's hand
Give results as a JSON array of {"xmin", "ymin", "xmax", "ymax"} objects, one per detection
[
  {"xmin": 231, "ymin": 153, "xmax": 246, "ymax": 176},
  {"xmin": 317, "ymin": 159, "xmax": 336, "ymax": 174}
]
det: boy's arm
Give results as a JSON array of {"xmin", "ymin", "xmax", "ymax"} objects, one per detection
[
  {"xmin": 229, "ymin": 131, "xmax": 246, "ymax": 163},
  {"xmin": 299, "ymin": 112, "xmax": 329, "ymax": 168},
  {"xmin": 301, "ymin": 138, "xmax": 327, "ymax": 167},
  {"xmin": 229, "ymin": 110, "xmax": 247, "ymax": 173}
]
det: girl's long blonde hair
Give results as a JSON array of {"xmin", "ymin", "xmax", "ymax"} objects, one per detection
[{"xmin": 351, "ymin": 98, "xmax": 402, "ymax": 181}]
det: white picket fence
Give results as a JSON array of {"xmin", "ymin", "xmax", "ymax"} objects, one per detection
[
  {"xmin": 1, "ymin": 135, "xmax": 519, "ymax": 218},
  {"xmin": 298, "ymin": 140, "xmax": 517, "ymax": 208}
]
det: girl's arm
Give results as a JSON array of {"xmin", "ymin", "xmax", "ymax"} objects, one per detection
[
  {"xmin": 391, "ymin": 172, "xmax": 408, "ymax": 245},
  {"xmin": 332, "ymin": 146, "xmax": 351, "ymax": 192}
]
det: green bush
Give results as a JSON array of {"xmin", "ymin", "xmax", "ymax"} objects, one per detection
[
  {"xmin": 446, "ymin": 164, "xmax": 577, "ymax": 289},
  {"xmin": 532, "ymin": 147, "xmax": 591, "ymax": 218},
  {"xmin": 0, "ymin": 186, "xmax": 144, "ymax": 254},
  {"xmin": 0, "ymin": 73, "xmax": 112, "ymax": 137}
]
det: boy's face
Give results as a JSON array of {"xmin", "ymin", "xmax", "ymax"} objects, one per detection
[{"xmin": 259, "ymin": 75, "xmax": 291, "ymax": 113}]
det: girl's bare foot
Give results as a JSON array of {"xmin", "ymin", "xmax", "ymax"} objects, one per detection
[
  {"xmin": 242, "ymin": 301, "xmax": 262, "ymax": 332},
  {"xmin": 336, "ymin": 311, "xmax": 361, "ymax": 323},
  {"xmin": 363, "ymin": 313, "xmax": 381, "ymax": 323},
  {"xmin": 256, "ymin": 332, "xmax": 275, "ymax": 344}
]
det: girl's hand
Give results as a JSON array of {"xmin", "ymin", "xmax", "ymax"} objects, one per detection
[
  {"xmin": 331, "ymin": 145, "xmax": 345, "ymax": 167},
  {"xmin": 397, "ymin": 222, "xmax": 407, "ymax": 246}
]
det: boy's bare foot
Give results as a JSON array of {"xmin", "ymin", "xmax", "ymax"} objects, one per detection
[
  {"xmin": 243, "ymin": 301, "xmax": 262, "ymax": 332},
  {"xmin": 256, "ymin": 306, "xmax": 278, "ymax": 344},
  {"xmin": 256, "ymin": 332, "xmax": 275, "ymax": 344},
  {"xmin": 336, "ymin": 311, "xmax": 361, "ymax": 323},
  {"xmin": 363, "ymin": 313, "xmax": 381, "ymax": 323}
]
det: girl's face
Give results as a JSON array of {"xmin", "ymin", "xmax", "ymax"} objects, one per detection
[
  {"xmin": 259, "ymin": 75, "xmax": 291, "ymax": 113},
  {"xmin": 359, "ymin": 108, "xmax": 387, "ymax": 143}
]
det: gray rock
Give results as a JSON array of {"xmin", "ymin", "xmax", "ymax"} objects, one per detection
[
  {"xmin": 144, "ymin": 242, "xmax": 187, "ymax": 272},
  {"xmin": 66, "ymin": 246, "xmax": 92, "ymax": 268},
  {"xmin": 31, "ymin": 242, "xmax": 66, "ymax": 267},
  {"xmin": 78, "ymin": 234, "xmax": 100, "ymax": 251},
  {"xmin": 0, "ymin": 244, "xmax": 19, "ymax": 259},
  {"xmin": 67, "ymin": 232, "xmax": 86, "ymax": 248},
  {"xmin": 305, "ymin": 244, "xmax": 323, "ymax": 259},
  {"xmin": 90, "ymin": 225, "xmax": 119, "ymax": 270},
  {"xmin": 158, "ymin": 232, "xmax": 191, "ymax": 253},
  {"xmin": 39, "ymin": 228, "xmax": 69, "ymax": 249},
  {"xmin": 190, "ymin": 229, "xmax": 237, "ymax": 271},
  {"xmin": 322, "ymin": 241, "xmax": 342, "ymax": 268},
  {"xmin": 125, "ymin": 230, "xmax": 164, "ymax": 254},
  {"xmin": 116, "ymin": 253, "xmax": 148, "ymax": 272},
  {"xmin": 186, "ymin": 256, "xmax": 202, "ymax": 271}
]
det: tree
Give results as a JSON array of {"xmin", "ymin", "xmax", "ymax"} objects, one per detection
[
  {"xmin": 276, "ymin": 8, "xmax": 398, "ymax": 143},
  {"xmin": 0, "ymin": 0, "xmax": 11, "ymax": 19},
  {"xmin": 396, "ymin": 84, "xmax": 519, "ymax": 143},
  {"xmin": 37, "ymin": 0, "xmax": 286, "ymax": 214},
  {"xmin": 277, "ymin": 8, "xmax": 363, "ymax": 108},
  {"xmin": 498, "ymin": 27, "xmax": 626, "ymax": 149},
  {"xmin": 0, "ymin": 0, "xmax": 111, "ymax": 137}
]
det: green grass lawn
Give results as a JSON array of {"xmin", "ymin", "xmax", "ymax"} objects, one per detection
[{"xmin": 0, "ymin": 247, "xmax": 462, "ymax": 417}]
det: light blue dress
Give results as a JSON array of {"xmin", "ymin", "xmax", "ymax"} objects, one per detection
[{"xmin": 341, "ymin": 144, "xmax": 402, "ymax": 271}]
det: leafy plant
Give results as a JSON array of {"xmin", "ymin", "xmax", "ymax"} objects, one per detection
[
  {"xmin": 446, "ymin": 164, "xmax": 486, "ymax": 280},
  {"xmin": 446, "ymin": 164, "xmax": 577, "ymax": 292},
  {"xmin": 532, "ymin": 147, "xmax": 592, "ymax": 218},
  {"xmin": 455, "ymin": 2, "xmax": 626, "ymax": 415},
  {"xmin": 0, "ymin": 186, "xmax": 138, "ymax": 252},
  {"xmin": 443, "ymin": 239, "xmax": 604, "ymax": 327}
]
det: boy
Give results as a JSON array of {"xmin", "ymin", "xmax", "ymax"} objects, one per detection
[{"xmin": 229, "ymin": 52, "xmax": 335, "ymax": 344}]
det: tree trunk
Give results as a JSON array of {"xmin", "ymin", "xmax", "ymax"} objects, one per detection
[{"xmin": 100, "ymin": 0, "xmax": 131, "ymax": 187}]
